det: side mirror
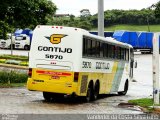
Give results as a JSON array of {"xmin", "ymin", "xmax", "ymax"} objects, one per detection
[{"xmin": 134, "ymin": 61, "xmax": 137, "ymax": 68}]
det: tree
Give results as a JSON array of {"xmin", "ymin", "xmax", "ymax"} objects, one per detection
[
  {"xmin": 80, "ymin": 9, "xmax": 91, "ymax": 17},
  {"xmin": 0, "ymin": 21, "xmax": 11, "ymax": 40},
  {"xmin": 0, "ymin": 0, "xmax": 57, "ymax": 37},
  {"xmin": 77, "ymin": 21, "xmax": 92, "ymax": 30},
  {"xmin": 155, "ymin": 1, "xmax": 160, "ymax": 18}
]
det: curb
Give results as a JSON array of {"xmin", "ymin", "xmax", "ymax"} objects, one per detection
[
  {"xmin": 153, "ymin": 106, "xmax": 160, "ymax": 114},
  {"xmin": 0, "ymin": 63, "xmax": 28, "ymax": 70}
]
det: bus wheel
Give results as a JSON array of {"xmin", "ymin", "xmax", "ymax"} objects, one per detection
[
  {"xmin": 118, "ymin": 80, "xmax": 128, "ymax": 95},
  {"xmin": 85, "ymin": 81, "xmax": 94, "ymax": 102},
  {"xmin": 94, "ymin": 81, "xmax": 99, "ymax": 100},
  {"xmin": 24, "ymin": 45, "xmax": 29, "ymax": 50},
  {"xmin": 86, "ymin": 88, "xmax": 92, "ymax": 102},
  {"xmin": 43, "ymin": 92, "xmax": 52, "ymax": 101}
]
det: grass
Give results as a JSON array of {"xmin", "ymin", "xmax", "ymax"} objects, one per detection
[
  {"xmin": 0, "ymin": 70, "xmax": 28, "ymax": 83},
  {"xmin": 92, "ymin": 24, "xmax": 160, "ymax": 32},
  {"xmin": 128, "ymin": 98, "xmax": 160, "ymax": 113},
  {"xmin": 0, "ymin": 55, "xmax": 28, "ymax": 66},
  {"xmin": 0, "ymin": 54, "xmax": 28, "ymax": 61},
  {"xmin": 0, "ymin": 83, "xmax": 26, "ymax": 88},
  {"xmin": 128, "ymin": 98, "xmax": 153, "ymax": 107}
]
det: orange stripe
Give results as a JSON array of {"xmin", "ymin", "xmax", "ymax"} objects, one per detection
[{"xmin": 36, "ymin": 70, "xmax": 71, "ymax": 76}]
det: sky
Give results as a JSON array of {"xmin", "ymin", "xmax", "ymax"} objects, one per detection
[{"xmin": 52, "ymin": 0, "xmax": 159, "ymax": 16}]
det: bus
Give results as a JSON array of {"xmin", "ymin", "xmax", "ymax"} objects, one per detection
[{"xmin": 27, "ymin": 26, "xmax": 134, "ymax": 102}]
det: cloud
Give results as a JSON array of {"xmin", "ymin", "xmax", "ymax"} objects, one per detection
[{"xmin": 52, "ymin": 0, "xmax": 159, "ymax": 16}]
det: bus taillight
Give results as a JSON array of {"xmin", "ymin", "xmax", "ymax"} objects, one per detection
[
  {"xmin": 74, "ymin": 72, "xmax": 79, "ymax": 82},
  {"xmin": 28, "ymin": 68, "xmax": 32, "ymax": 77}
]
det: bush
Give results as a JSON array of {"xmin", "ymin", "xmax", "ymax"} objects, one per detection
[
  {"xmin": 0, "ymin": 59, "xmax": 6, "ymax": 63},
  {"xmin": 0, "ymin": 55, "xmax": 28, "ymax": 61},
  {"xmin": 19, "ymin": 61, "xmax": 29, "ymax": 66},
  {"xmin": 5, "ymin": 60, "xmax": 21, "ymax": 65},
  {"xmin": 0, "ymin": 70, "xmax": 28, "ymax": 83}
]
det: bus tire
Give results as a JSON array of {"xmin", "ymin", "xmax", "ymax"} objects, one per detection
[
  {"xmin": 94, "ymin": 81, "xmax": 99, "ymax": 100},
  {"xmin": 86, "ymin": 88, "xmax": 92, "ymax": 102},
  {"xmin": 85, "ymin": 81, "xmax": 94, "ymax": 102},
  {"xmin": 118, "ymin": 80, "xmax": 128, "ymax": 95},
  {"xmin": 43, "ymin": 92, "xmax": 52, "ymax": 101}
]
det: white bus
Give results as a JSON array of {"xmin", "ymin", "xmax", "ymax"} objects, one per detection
[{"xmin": 27, "ymin": 26, "xmax": 134, "ymax": 102}]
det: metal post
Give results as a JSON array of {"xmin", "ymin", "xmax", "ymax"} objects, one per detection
[
  {"xmin": 147, "ymin": 16, "xmax": 150, "ymax": 32},
  {"xmin": 98, "ymin": 0, "xmax": 104, "ymax": 37},
  {"xmin": 152, "ymin": 33, "xmax": 160, "ymax": 105},
  {"xmin": 11, "ymin": 33, "xmax": 13, "ymax": 55}
]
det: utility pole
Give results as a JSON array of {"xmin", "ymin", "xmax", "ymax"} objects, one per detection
[
  {"xmin": 152, "ymin": 33, "xmax": 160, "ymax": 105},
  {"xmin": 11, "ymin": 33, "xmax": 13, "ymax": 55},
  {"xmin": 98, "ymin": 0, "xmax": 104, "ymax": 37}
]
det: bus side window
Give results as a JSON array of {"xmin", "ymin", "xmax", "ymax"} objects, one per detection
[
  {"xmin": 121, "ymin": 48, "xmax": 125, "ymax": 60},
  {"xmin": 83, "ymin": 38, "xmax": 87, "ymax": 56},
  {"xmin": 100, "ymin": 42, "xmax": 103, "ymax": 58},
  {"xmin": 103, "ymin": 43, "xmax": 108, "ymax": 58},
  {"xmin": 125, "ymin": 49, "xmax": 129, "ymax": 61},
  {"xmin": 96, "ymin": 41, "xmax": 100, "ymax": 57},
  {"xmin": 87, "ymin": 39, "xmax": 92, "ymax": 56},
  {"xmin": 108, "ymin": 44, "xmax": 112, "ymax": 58},
  {"xmin": 92, "ymin": 40, "xmax": 96, "ymax": 57},
  {"xmin": 118, "ymin": 47, "xmax": 121, "ymax": 59},
  {"xmin": 112, "ymin": 45, "xmax": 115, "ymax": 59}
]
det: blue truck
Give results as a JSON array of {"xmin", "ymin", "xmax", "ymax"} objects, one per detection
[{"xmin": 113, "ymin": 31, "xmax": 160, "ymax": 53}]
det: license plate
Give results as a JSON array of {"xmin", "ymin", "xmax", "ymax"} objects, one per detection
[{"xmin": 51, "ymin": 76, "xmax": 60, "ymax": 80}]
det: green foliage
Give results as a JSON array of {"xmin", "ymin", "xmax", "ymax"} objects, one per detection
[
  {"xmin": 77, "ymin": 21, "xmax": 92, "ymax": 30},
  {"xmin": 0, "ymin": 21, "xmax": 11, "ymax": 39},
  {"xmin": 19, "ymin": 61, "xmax": 29, "ymax": 66},
  {"xmin": 0, "ymin": 59, "xmax": 6, "ymax": 63},
  {"xmin": 91, "ymin": 9, "xmax": 160, "ymax": 28},
  {"xmin": 0, "ymin": 70, "xmax": 28, "ymax": 83},
  {"xmin": 0, "ymin": 55, "xmax": 28, "ymax": 66},
  {"xmin": 128, "ymin": 98, "xmax": 153, "ymax": 107},
  {"xmin": 5, "ymin": 60, "xmax": 21, "ymax": 65},
  {"xmin": 0, "ymin": 55, "xmax": 28, "ymax": 61},
  {"xmin": 50, "ymin": 9, "xmax": 160, "ymax": 31},
  {"xmin": 155, "ymin": 1, "xmax": 160, "ymax": 19},
  {"xmin": 0, "ymin": 83, "xmax": 26, "ymax": 87},
  {"xmin": 0, "ymin": 0, "xmax": 57, "ymax": 37},
  {"xmin": 92, "ymin": 24, "xmax": 160, "ymax": 32}
]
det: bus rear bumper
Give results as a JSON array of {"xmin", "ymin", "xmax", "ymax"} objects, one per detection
[{"xmin": 27, "ymin": 78, "xmax": 78, "ymax": 95}]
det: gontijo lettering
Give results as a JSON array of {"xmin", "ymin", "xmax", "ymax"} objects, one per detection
[{"xmin": 38, "ymin": 46, "xmax": 72, "ymax": 53}]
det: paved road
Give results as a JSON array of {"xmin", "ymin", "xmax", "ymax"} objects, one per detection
[
  {"xmin": 0, "ymin": 49, "xmax": 29, "ymax": 56},
  {"xmin": 0, "ymin": 54, "xmax": 159, "ymax": 114}
]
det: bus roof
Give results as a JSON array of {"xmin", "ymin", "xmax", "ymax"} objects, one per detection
[
  {"xmin": 35, "ymin": 25, "xmax": 133, "ymax": 48},
  {"xmin": 35, "ymin": 25, "xmax": 89, "ymax": 34},
  {"xmin": 85, "ymin": 33, "xmax": 133, "ymax": 48}
]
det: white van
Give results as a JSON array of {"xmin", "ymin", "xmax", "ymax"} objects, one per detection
[
  {"xmin": 0, "ymin": 33, "xmax": 15, "ymax": 49},
  {"xmin": 15, "ymin": 34, "xmax": 30, "ymax": 50}
]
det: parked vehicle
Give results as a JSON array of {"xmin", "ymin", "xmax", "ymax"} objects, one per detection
[
  {"xmin": 15, "ymin": 34, "xmax": 31, "ymax": 50},
  {"xmin": 0, "ymin": 33, "xmax": 15, "ymax": 49},
  {"xmin": 15, "ymin": 29, "xmax": 33, "ymax": 50},
  {"xmin": 27, "ymin": 26, "xmax": 134, "ymax": 101},
  {"xmin": 113, "ymin": 30, "xmax": 160, "ymax": 53}
]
